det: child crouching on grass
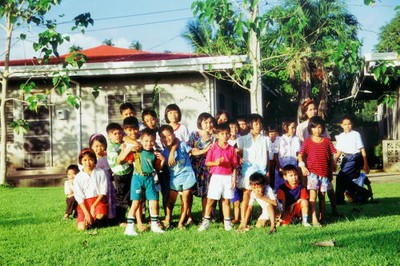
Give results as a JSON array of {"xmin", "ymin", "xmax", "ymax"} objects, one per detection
[
  {"xmin": 74, "ymin": 148, "xmax": 108, "ymax": 231},
  {"xmin": 159, "ymin": 125, "xmax": 196, "ymax": 229},
  {"xmin": 238, "ymin": 172, "xmax": 278, "ymax": 234},
  {"xmin": 63, "ymin": 164, "xmax": 79, "ymax": 220},
  {"xmin": 277, "ymin": 164, "xmax": 310, "ymax": 227},
  {"xmin": 124, "ymin": 129, "xmax": 166, "ymax": 236},
  {"xmin": 198, "ymin": 123, "xmax": 238, "ymax": 232}
]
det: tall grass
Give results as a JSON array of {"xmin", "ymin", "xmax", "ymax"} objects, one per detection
[{"xmin": 0, "ymin": 183, "xmax": 399, "ymax": 265}]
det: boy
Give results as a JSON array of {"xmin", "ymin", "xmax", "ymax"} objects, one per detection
[
  {"xmin": 158, "ymin": 125, "xmax": 196, "ymax": 229},
  {"xmin": 124, "ymin": 128, "xmax": 166, "ymax": 236},
  {"xmin": 122, "ymin": 116, "xmax": 141, "ymax": 164},
  {"xmin": 266, "ymin": 126, "xmax": 280, "ymax": 190},
  {"xmin": 335, "ymin": 116, "xmax": 372, "ymax": 204},
  {"xmin": 120, "ymin": 102, "xmax": 136, "ymax": 119},
  {"xmin": 63, "ymin": 164, "xmax": 79, "ymax": 220},
  {"xmin": 198, "ymin": 123, "xmax": 238, "ymax": 231},
  {"xmin": 238, "ymin": 172, "xmax": 277, "ymax": 234},
  {"xmin": 237, "ymin": 115, "xmax": 249, "ymax": 136},
  {"xmin": 106, "ymin": 123, "xmax": 137, "ymax": 225},
  {"xmin": 277, "ymin": 164, "xmax": 311, "ymax": 227}
]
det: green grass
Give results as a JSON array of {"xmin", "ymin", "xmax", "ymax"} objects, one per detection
[{"xmin": 0, "ymin": 183, "xmax": 399, "ymax": 265}]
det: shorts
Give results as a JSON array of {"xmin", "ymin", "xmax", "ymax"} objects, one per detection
[
  {"xmin": 207, "ymin": 174, "xmax": 234, "ymax": 200},
  {"xmin": 170, "ymin": 176, "xmax": 196, "ymax": 192},
  {"xmin": 281, "ymin": 201, "xmax": 303, "ymax": 225},
  {"xmin": 130, "ymin": 173, "xmax": 159, "ymax": 201},
  {"xmin": 230, "ymin": 187, "xmax": 243, "ymax": 203},
  {"xmin": 77, "ymin": 197, "xmax": 108, "ymax": 223},
  {"xmin": 307, "ymin": 173, "xmax": 329, "ymax": 192}
]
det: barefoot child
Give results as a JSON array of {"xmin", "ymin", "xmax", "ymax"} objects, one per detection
[
  {"xmin": 74, "ymin": 148, "xmax": 108, "ymax": 230},
  {"xmin": 277, "ymin": 164, "xmax": 310, "ymax": 227},
  {"xmin": 238, "ymin": 172, "xmax": 277, "ymax": 234},
  {"xmin": 298, "ymin": 116, "xmax": 336, "ymax": 226},
  {"xmin": 124, "ymin": 129, "xmax": 166, "ymax": 236},
  {"xmin": 198, "ymin": 123, "xmax": 238, "ymax": 231},
  {"xmin": 63, "ymin": 164, "xmax": 79, "ymax": 220},
  {"xmin": 158, "ymin": 125, "xmax": 196, "ymax": 229}
]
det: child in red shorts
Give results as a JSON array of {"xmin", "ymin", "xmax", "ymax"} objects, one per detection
[
  {"xmin": 277, "ymin": 164, "xmax": 311, "ymax": 227},
  {"xmin": 74, "ymin": 148, "xmax": 108, "ymax": 230}
]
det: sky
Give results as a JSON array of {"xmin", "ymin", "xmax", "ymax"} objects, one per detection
[{"xmin": 1, "ymin": 0, "xmax": 398, "ymax": 60}]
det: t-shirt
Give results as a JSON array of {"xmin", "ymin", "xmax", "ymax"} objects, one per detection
[
  {"xmin": 277, "ymin": 182, "xmax": 308, "ymax": 209},
  {"xmin": 107, "ymin": 141, "xmax": 132, "ymax": 175},
  {"xmin": 205, "ymin": 142, "xmax": 238, "ymax": 175},
  {"xmin": 64, "ymin": 180, "xmax": 74, "ymax": 196},
  {"xmin": 135, "ymin": 149, "xmax": 156, "ymax": 175},
  {"xmin": 299, "ymin": 137, "xmax": 336, "ymax": 177},
  {"xmin": 278, "ymin": 134, "xmax": 301, "ymax": 167},
  {"xmin": 249, "ymin": 185, "xmax": 276, "ymax": 210},
  {"xmin": 335, "ymin": 130, "xmax": 364, "ymax": 155},
  {"xmin": 174, "ymin": 123, "xmax": 190, "ymax": 143},
  {"xmin": 161, "ymin": 141, "xmax": 196, "ymax": 185},
  {"xmin": 73, "ymin": 168, "xmax": 108, "ymax": 204}
]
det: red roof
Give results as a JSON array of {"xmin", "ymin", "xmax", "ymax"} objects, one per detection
[{"xmin": 1, "ymin": 45, "xmax": 202, "ymax": 66}]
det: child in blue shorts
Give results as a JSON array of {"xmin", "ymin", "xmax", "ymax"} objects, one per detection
[
  {"xmin": 159, "ymin": 125, "xmax": 196, "ymax": 229},
  {"xmin": 124, "ymin": 129, "xmax": 166, "ymax": 236}
]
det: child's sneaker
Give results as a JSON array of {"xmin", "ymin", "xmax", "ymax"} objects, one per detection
[
  {"xmin": 302, "ymin": 222, "xmax": 312, "ymax": 227},
  {"xmin": 224, "ymin": 220, "xmax": 233, "ymax": 231},
  {"xmin": 124, "ymin": 226, "xmax": 138, "ymax": 236},
  {"xmin": 198, "ymin": 218, "xmax": 210, "ymax": 232},
  {"xmin": 151, "ymin": 222, "xmax": 165, "ymax": 234}
]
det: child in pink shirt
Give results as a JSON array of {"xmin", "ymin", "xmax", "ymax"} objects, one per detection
[{"xmin": 198, "ymin": 123, "xmax": 238, "ymax": 231}]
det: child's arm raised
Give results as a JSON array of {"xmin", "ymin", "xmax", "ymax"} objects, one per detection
[{"xmin": 167, "ymin": 138, "xmax": 179, "ymax": 166}]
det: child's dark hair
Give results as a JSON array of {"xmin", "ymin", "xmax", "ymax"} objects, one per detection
[
  {"xmin": 196, "ymin": 112, "xmax": 213, "ymax": 129},
  {"xmin": 158, "ymin": 124, "xmax": 174, "ymax": 136},
  {"xmin": 228, "ymin": 119, "xmax": 239, "ymax": 128},
  {"xmin": 236, "ymin": 115, "xmax": 247, "ymax": 123},
  {"xmin": 215, "ymin": 110, "xmax": 230, "ymax": 123},
  {"xmin": 249, "ymin": 172, "xmax": 267, "ymax": 186},
  {"xmin": 164, "ymin": 104, "xmax": 182, "ymax": 123},
  {"xmin": 247, "ymin": 113, "xmax": 264, "ymax": 130},
  {"xmin": 307, "ymin": 116, "xmax": 326, "ymax": 135},
  {"xmin": 66, "ymin": 164, "xmax": 79, "ymax": 174},
  {"xmin": 142, "ymin": 109, "xmax": 157, "ymax": 121},
  {"xmin": 123, "ymin": 116, "xmax": 139, "ymax": 129},
  {"xmin": 214, "ymin": 122, "xmax": 230, "ymax": 134},
  {"xmin": 78, "ymin": 148, "xmax": 97, "ymax": 165},
  {"xmin": 267, "ymin": 125, "xmax": 278, "ymax": 134},
  {"xmin": 106, "ymin": 123, "xmax": 123, "ymax": 133},
  {"xmin": 141, "ymin": 127, "xmax": 156, "ymax": 139},
  {"xmin": 340, "ymin": 115, "xmax": 353, "ymax": 123},
  {"xmin": 281, "ymin": 119, "xmax": 297, "ymax": 134},
  {"xmin": 119, "ymin": 102, "xmax": 135, "ymax": 115},
  {"xmin": 282, "ymin": 164, "xmax": 299, "ymax": 176},
  {"xmin": 89, "ymin": 133, "xmax": 107, "ymax": 150}
]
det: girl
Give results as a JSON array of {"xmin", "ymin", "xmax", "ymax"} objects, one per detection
[
  {"xmin": 89, "ymin": 134, "xmax": 117, "ymax": 221},
  {"xmin": 74, "ymin": 148, "xmax": 108, "ymax": 230},
  {"xmin": 188, "ymin": 112, "xmax": 216, "ymax": 216},
  {"xmin": 215, "ymin": 110, "xmax": 230, "ymax": 125},
  {"xmin": 164, "ymin": 104, "xmax": 190, "ymax": 143},
  {"xmin": 298, "ymin": 116, "xmax": 336, "ymax": 226},
  {"xmin": 276, "ymin": 119, "xmax": 301, "ymax": 191}
]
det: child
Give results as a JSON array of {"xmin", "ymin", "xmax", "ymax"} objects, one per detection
[
  {"xmin": 237, "ymin": 115, "xmax": 249, "ymax": 136},
  {"xmin": 73, "ymin": 148, "xmax": 108, "ymax": 230},
  {"xmin": 238, "ymin": 172, "xmax": 277, "ymax": 234},
  {"xmin": 266, "ymin": 126, "xmax": 280, "ymax": 190},
  {"xmin": 227, "ymin": 120, "xmax": 242, "ymax": 224},
  {"xmin": 164, "ymin": 103, "xmax": 190, "ymax": 143},
  {"xmin": 215, "ymin": 110, "xmax": 230, "ymax": 125},
  {"xmin": 142, "ymin": 109, "xmax": 162, "ymax": 150},
  {"xmin": 198, "ymin": 123, "xmax": 238, "ymax": 231},
  {"xmin": 120, "ymin": 102, "xmax": 136, "ymax": 119},
  {"xmin": 276, "ymin": 119, "xmax": 301, "ymax": 191},
  {"xmin": 158, "ymin": 125, "xmax": 197, "ymax": 229},
  {"xmin": 298, "ymin": 116, "xmax": 336, "ymax": 226},
  {"xmin": 345, "ymin": 171, "xmax": 373, "ymax": 203},
  {"xmin": 106, "ymin": 123, "xmax": 137, "ymax": 226},
  {"xmin": 277, "ymin": 164, "xmax": 310, "ymax": 227},
  {"xmin": 63, "ymin": 164, "xmax": 79, "ymax": 220},
  {"xmin": 89, "ymin": 134, "xmax": 117, "ymax": 221},
  {"xmin": 335, "ymin": 116, "xmax": 372, "ymax": 204},
  {"xmin": 188, "ymin": 112, "xmax": 216, "ymax": 216},
  {"xmin": 124, "ymin": 129, "xmax": 166, "ymax": 236},
  {"xmin": 122, "ymin": 116, "xmax": 141, "ymax": 164},
  {"xmin": 237, "ymin": 114, "xmax": 270, "ymax": 224}
]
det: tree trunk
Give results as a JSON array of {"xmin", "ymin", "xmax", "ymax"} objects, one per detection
[
  {"xmin": 297, "ymin": 57, "xmax": 312, "ymax": 121},
  {"xmin": 316, "ymin": 59, "xmax": 329, "ymax": 120},
  {"xmin": 0, "ymin": 15, "xmax": 13, "ymax": 185}
]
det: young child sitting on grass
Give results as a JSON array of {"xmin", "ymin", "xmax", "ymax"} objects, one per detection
[
  {"xmin": 277, "ymin": 164, "xmax": 310, "ymax": 227},
  {"xmin": 158, "ymin": 125, "xmax": 197, "ymax": 230},
  {"xmin": 238, "ymin": 172, "xmax": 278, "ymax": 234},
  {"xmin": 74, "ymin": 148, "xmax": 108, "ymax": 231},
  {"xmin": 63, "ymin": 164, "xmax": 79, "ymax": 220},
  {"xmin": 124, "ymin": 129, "xmax": 166, "ymax": 236}
]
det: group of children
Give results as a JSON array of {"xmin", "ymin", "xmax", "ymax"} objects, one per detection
[{"xmin": 63, "ymin": 100, "xmax": 373, "ymax": 235}]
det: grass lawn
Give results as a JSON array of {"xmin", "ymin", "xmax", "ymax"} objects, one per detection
[{"xmin": 0, "ymin": 183, "xmax": 399, "ymax": 265}]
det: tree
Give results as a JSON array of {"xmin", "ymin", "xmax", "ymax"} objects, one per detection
[
  {"xmin": 0, "ymin": 1, "xmax": 93, "ymax": 185},
  {"xmin": 103, "ymin": 39, "xmax": 114, "ymax": 46},
  {"xmin": 129, "ymin": 40, "xmax": 142, "ymax": 50},
  {"xmin": 375, "ymin": 11, "xmax": 400, "ymax": 53}
]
